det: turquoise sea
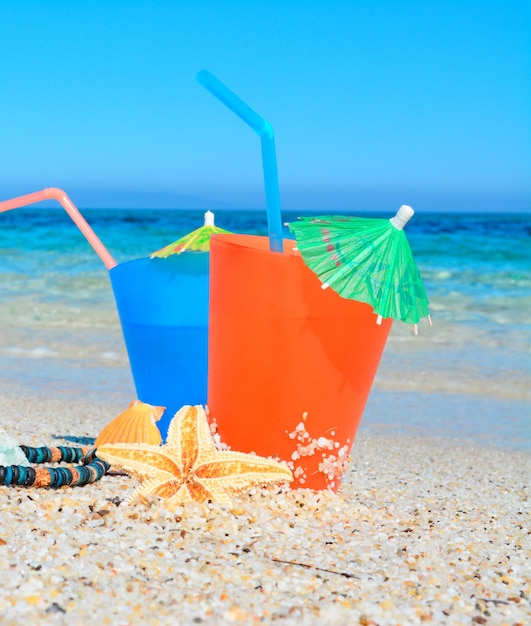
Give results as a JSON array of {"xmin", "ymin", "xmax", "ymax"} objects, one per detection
[{"xmin": 0, "ymin": 207, "xmax": 529, "ymax": 448}]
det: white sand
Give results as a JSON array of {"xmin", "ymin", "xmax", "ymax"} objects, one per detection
[{"xmin": 0, "ymin": 390, "xmax": 529, "ymax": 625}]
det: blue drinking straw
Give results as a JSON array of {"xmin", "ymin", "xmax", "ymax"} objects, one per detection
[{"xmin": 196, "ymin": 70, "xmax": 284, "ymax": 253}]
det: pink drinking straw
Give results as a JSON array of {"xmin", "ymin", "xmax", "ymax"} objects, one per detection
[{"xmin": 0, "ymin": 188, "xmax": 117, "ymax": 269}]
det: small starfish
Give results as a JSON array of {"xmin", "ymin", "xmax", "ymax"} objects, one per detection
[{"xmin": 97, "ymin": 405, "xmax": 293, "ymax": 505}]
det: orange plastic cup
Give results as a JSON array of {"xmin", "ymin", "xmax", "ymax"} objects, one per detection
[{"xmin": 207, "ymin": 234, "xmax": 392, "ymax": 491}]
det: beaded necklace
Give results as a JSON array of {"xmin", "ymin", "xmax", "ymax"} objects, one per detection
[{"xmin": 0, "ymin": 446, "xmax": 109, "ymax": 488}]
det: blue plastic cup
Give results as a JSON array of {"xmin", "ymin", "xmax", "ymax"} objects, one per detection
[{"xmin": 109, "ymin": 253, "xmax": 209, "ymax": 440}]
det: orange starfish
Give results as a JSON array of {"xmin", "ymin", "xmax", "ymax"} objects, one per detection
[{"xmin": 97, "ymin": 405, "xmax": 293, "ymax": 505}]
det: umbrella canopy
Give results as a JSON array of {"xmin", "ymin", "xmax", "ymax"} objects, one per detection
[
  {"xmin": 151, "ymin": 211, "xmax": 231, "ymax": 258},
  {"xmin": 287, "ymin": 205, "xmax": 430, "ymax": 332}
]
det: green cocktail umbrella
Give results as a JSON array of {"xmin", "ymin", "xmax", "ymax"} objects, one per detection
[
  {"xmin": 151, "ymin": 210, "xmax": 231, "ymax": 257},
  {"xmin": 287, "ymin": 205, "xmax": 431, "ymax": 332}
]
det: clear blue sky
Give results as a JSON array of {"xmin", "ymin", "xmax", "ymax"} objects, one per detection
[{"xmin": 1, "ymin": 0, "xmax": 529, "ymax": 212}]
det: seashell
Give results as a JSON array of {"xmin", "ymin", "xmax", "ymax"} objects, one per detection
[
  {"xmin": 0, "ymin": 425, "xmax": 30, "ymax": 466},
  {"xmin": 95, "ymin": 400, "xmax": 164, "ymax": 446}
]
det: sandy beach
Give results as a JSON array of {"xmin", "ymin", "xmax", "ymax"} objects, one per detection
[
  {"xmin": 0, "ymin": 0, "xmax": 529, "ymax": 618},
  {"xmin": 0, "ymin": 379, "xmax": 529, "ymax": 626},
  {"xmin": 0, "ymin": 210, "xmax": 529, "ymax": 625}
]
